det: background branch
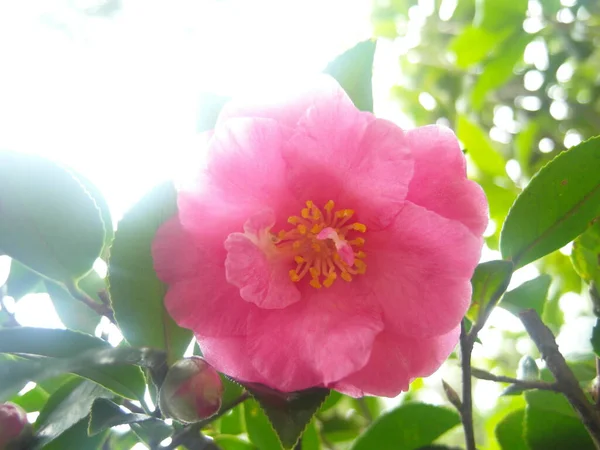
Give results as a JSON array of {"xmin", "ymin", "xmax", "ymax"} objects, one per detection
[
  {"xmin": 459, "ymin": 320, "xmax": 477, "ymax": 450},
  {"xmin": 471, "ymin": 367, "xmax": 561, "ymax": 392}
]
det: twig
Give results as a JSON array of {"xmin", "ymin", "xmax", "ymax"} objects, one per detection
[
  {"xmin": 459, "ymin": 320, "xmax": 477, "ymax": 450},
  {"xmin": 163, "ymin": 392, "xmax": 250, "ymax": 450},
  {"xmin": 122, "ymin": 399, "xmax": 146, "ymax": 415},
  {"xmin": 520, "ymin": 309, "xmax": 600, "ymax": 448},
  {"xmin": 65, "ymin": 281, "xmax": 115, "ymax": 323},
  {"xmin": 471, "ymin": 368, "xmax": 561, "ymax": 392}
]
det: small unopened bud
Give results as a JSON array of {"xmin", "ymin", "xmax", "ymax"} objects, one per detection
[
  {"xmin": 0, "ymin": 402, "xmax": 31, "ymax": 449},
  {"xmin": 159, "ymin": 356, "xmax": 223, "ymax": 423},
  {"xmin": 517, "ymin": 356, "xmax": 539, "ymax": 381}
]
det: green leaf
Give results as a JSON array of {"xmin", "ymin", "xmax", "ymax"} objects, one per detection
[
  {"xmin": 449, "ymin": 26, "xmax": 511, "ymax": 68},
  {"xmin": 244, "ymin": 399, "xmax": 282, "ymax": 450},
  {"xmin": 220, "ymin": 402, "xmax": 245, "ymax": 436},
  {"xmin": 467, "ymin": 260, "xmax": 513, "ymax": 322},
  {"xmin": 495, "ymin": 410, "xmax": 528, "ymax": 450},
  {"xmin": 500, "ymin": 137, "xmax": 600, "ymax": 268},
  {"xmin": 10, "ymin": 385, "xmax": 49, "ymax": 412},
  {"xmin": 572, "ymin": 220, "xmax": 600, "ymax": 287},
  {"xmin": 89, "ymin": 399, "xmax": 172, "ymax": 446},
  {"xmin": 477, "ymin": 0, "xmax": 528, "ymax": 32},
  {"xmin": 323, "ymin": 40, "xmax": 376, "ymax": 112},
  {"xmin": 525, "ymin": 390, "xmax": 595, "ymax": 449},
  {"xmin": 35, "ymin": 378, "xmax": 112, "ymax": 447},
  {"xmin": 500, "ymin": 275, "xmax": 551, "ymax": 317},
  {"xmin": 0, "ymin": 151, "xmax": 105, "ymax": 282},
  {"xmin": 244, "ymin": 385, "xmax": 330, "ymax": 450},
  {"xmin": 457, "ymin": 115, "xmax": 506, "ymax": 177},
  {"xmin": 301, "ymin": 420, "xmax": 321, "ymax": 450},
  {"xmin": 108, "ymin": 182, "xmax": 192, "ymax": 364},
  {"xmin": 471, "ymin": 32, "xmax": 531, "ymax": 110},
  {"xmin": 350, "ymin": 403, "xmax": 460, "ymax": 450},
  {"xmin": 0, "ymin": 328, "xmax": 150, "ymax": 401},
  {"xmin": 42, "ymin": 418, "xmax": 107, "ymax": 450},
  {"xmin": 214, "ymin": 435, "xmax": 258, "ymax": 450},
  {"xmin": 4, "ymin": 260, "xmax": 45, "ymax": 300},
  {"xmin": 592, "ymin": 319, "xmax": 600, "ymax": 357}
]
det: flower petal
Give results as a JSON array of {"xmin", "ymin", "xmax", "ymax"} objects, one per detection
[
  {"xmin": 364, "ymin": 202, "xmax": 481, "ymax": 338},
  {"xmin": 406, "ymin": 125, "xmax": 488, "ymax": 236},
  {"xmin": 333, "ymin": 326, "xmax": 460, "ymax": 397},
  {"xmin": 246, "ymin": 284, "xmax": 384, "ymax": 392}
]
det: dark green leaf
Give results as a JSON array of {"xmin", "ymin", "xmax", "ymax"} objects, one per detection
[
  {"xmin": 500, "ymin": 137, "xmax": 600, "ymax": 268},
  {"xmin": 500, "ymin": 275, "xmax": 551, "ymax": 317},
  {"xmin": 42, "ymin": 418, "xmax": 107, "ymax": 450},
  {"xmin": 572, "ymin": 220, "xmax": 600, "ymax": 287},
  {"xmin": 467, "ymin": 260, "xmax": 513, "ymax": 322},
  {"xmin": 525, "ymin": 390, "xmax": 595, "ymax": 449},
  {"xmin": 0, "ymin": 151, "xmax": 105, "ymax": 282},
  {"xmin": 35, "ymin": 378, "xmax": 111, "ymax": 447},
  {"xmin": 108, "ymin": 182, "xmax": 192, "ymax": 364},
  {"xmin": 350, "ymin": 403, "xmax": 460, "ymax": 450},
  {"xmin": 457, "ymin": 115, "xmax": 506, "ymax": 177},
  {"xmin": 244, "ymin": 385, "xmax": 330, "ymax": 450},
  {"xmin": 0, "ymin": 328, "xmax": 152, "ymax": 401},
  {"xmin": 495, "ymin": 410, "xmax": 528, "ymax": 450},
  {"xmin": 323, "ymin": 40, "xmax": 376, "ymax": 112}
]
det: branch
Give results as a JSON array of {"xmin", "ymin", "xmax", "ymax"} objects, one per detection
[
  {"xmin": 471, "ymin": 368, "xmax": 561, "ymax": 392},
  {"xmin": 65, "ymin": 281, "xmax": 115, "ymax": 323},
  {"xmin": 459, "ymin": 320, "xmax": 476, "ymax": 450},
  {"xmin": 520, "ymin": 309, "xmax": 600, "ymax": 448}
]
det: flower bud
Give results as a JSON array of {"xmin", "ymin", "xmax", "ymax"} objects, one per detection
[
  {"xmin": 159, "ymin": 356, "xmax": 223, "ymax": 423},
  {"xmin": 0, "ymin": 402, "xmax": 31, "ymax": 450}
]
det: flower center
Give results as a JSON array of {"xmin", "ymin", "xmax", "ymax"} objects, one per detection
[{"xmin": 272, "ymin": 200, "xmax": 367, "ymax": 289}]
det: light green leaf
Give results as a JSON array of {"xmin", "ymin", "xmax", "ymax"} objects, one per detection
[
  {"xmin": 457, "ymin": 115, "xmax": 506, "ymax": 176},
  {"xmin": 108, "ymin": 182, "xmax": 192, "ymax": 364},
  {"xmin": 477, "ymin": 0, "xmax": 528, "ymax": 32},
  {"xmin": 0, "ymin": 151, "xmax": 105, "ymax": 282},
  {"xmin": 214, "ymin": 435, "xmax": 258, "ymax": 450},
  {"xmin": 449, "ymin": 26, "xmax": 511, "ymax": 68},
  {"xmin": 324, "ymin": 40, "xmax": 376, "ymax": 112},
  {"xmin": 500, "ymin": 137, "xmax": 600, "ymax": 268},
  {"xmin": 350, "ymin": 403, "xmax": 460, "ymax": 450},
  {"xmin": 495, "ymin": 410, "xmax": 528, "ymax": 450},
  {"xmin": 467, "ymin": 260, "xmax": 513, "ymax": 322},
  {"xmin": 500, "ymin": 275, "xmax": 551, "ymax": 317},
  {"xmin": 572, "ymin": 220, "xmax": 600, "ymax": 287},
  {"xmin": 244, "ymin": 399, "xmax": 282, "ymax": 450},
  {"xmin": 10, "ymin": 385, "xmax": 49, "ymax": 412}
]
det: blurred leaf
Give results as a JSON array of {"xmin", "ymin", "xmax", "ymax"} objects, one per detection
[
  {"xmin": 108, "ymin": 181, "xmax": 192, "ymax": 364},
  {"xmin": 34, "ymin": 378, "xmax": 111, "ymax": 447},
  {"xmin": 324, "ymin": 40, "xmax": 376, "ymax": 112},
  {"xmin": 572, "ymin": 220, "xmax": 600, "ymax": 286},
  {"xmin": 500, "ymin": 275, "xmax": 551, "ymax": 317},
  {"xmin": 457, "ymin": 115, "xmax": 506, "ymax": 176},
  {"xmin": 3, "ymin": 260, "xmax": 45, "ymax": 300},
  {"xmin": 472, "ymin": 32, "xmax": 532, "ymax": 110},
  {"xmin": 495, "ymin": 409, "xmax": 528, "ymax": 450},
  {"xmin": 42, "ymin": 418, "xmax": 107, "ymax": 450},
  {"xmin": 350, "ymin": 403, "xmax": 460, "ymax": 450},
  {"xmin": 0, "ymin": 151, "xmax": 105, "ymax": 282},
  {"xmin": 525, "ymin": 390, "xmax": 594, "ymax": 449},
  {"xmin": 449, "ymin": 26, "xmax": 511, "ymax": 68},
  {"xmin": 244, "ymin": 398, "xmax": 282, "ymax": 450},
  {"xmin": 500, "ymin": 137, "xmax": 600, "ymax": 268},
  {"xmin": 220, "ymin": 402, "xmax": 245, "ymax": 436},
  {"xmin": 214, "ymin": 435, "xmax": 257, "ymax": 450},
  {"xmin": 516, "ymin": 122, "xmax": 540, "ymax": 178},
  {"xmin": 592, "ymin": 319, "xmax": 600, "ymax": 357},
  {"xmin": 477, "ymin": 0, "xmax": 528, "ymax": 32},
  {"xmin": 320, "ymin": 414, "xmax": 362, "ymax": 443},
  {"xmin": 467, "ymin": 260, "xmax": 513, "ymax": 321},
  {"xmin": 0, "ymin": 328, "xmax": 153, "ymax": 401},
  {"xmin": 243, "ymin": 385, "xmax": 329, "ymax": 449},
  {"xmin": 319, "ymin": 390, "xmax": 342, "ymax": 412},
  {"xmin": 10, "ymin": 385, "xmax": 49, "ymax": 412}
]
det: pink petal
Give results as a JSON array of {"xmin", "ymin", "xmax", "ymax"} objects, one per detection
[
  {"xmin": 246, "ymin": 284, "xmax": 384, "ymax": 392},
  {"xmin": 364, "ymin": 202, "xmax": 481, "ymax": 338},
  {"xmin": 334, "ymin": 326, "xmax": 460, "ymax": 397},
  {"xmin": 283, "ymin": 116, "xmax": 413, "ymax": 230},
  {"xmin": 216, "ymin": 75, "xmax": 351, "ymax": 129},
  {"xmin": 406, "ymin": 125, "xmax": 488, "ymax": 236},
  {"xmin": 224, "ymin": 210, "xmax": 301, "ymax": 309}
]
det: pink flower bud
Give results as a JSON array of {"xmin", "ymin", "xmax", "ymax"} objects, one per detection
[
  {"xmin": 0, "ymin": 402, "xmax": 30, "ymax": 449},
  {"xmin": 159, "ymin": 356, "xmax": 223, "ymax": 423}
]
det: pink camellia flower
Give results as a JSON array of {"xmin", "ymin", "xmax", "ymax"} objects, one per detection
[{"xmin": 152, "ymin": 76, "xmax": 487, "ymax": 397}]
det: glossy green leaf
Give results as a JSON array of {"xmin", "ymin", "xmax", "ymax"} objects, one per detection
[
  {"xmin": 495, "ymin": 410, "xmax": 528, "ymax": 450},
  {"xmin": 244, "ymin": 385, "xmax": 330, "ymax": 450},
  {"xmin": 471, "ymin": 32, "xmax": 531, "ymax": 110},
  {"xmin": 108, "ymin": 182, "xmax": 192, "ymax": 364},
  {"xmin": 0, "ymin": 328, "xmax": 151, "ymax": 401},
  {"xmin": 0, "ymin": 151, "xmax": 105, "ymax": 282},
  {"xmin": 34, "ymin": 378, "xmax": 111, "ymax": 447},
  {"xmin": 525, "ymin": 390, "xmax": 594, "ymax": 449},
  {"xmin": 467, "ymin": 260, "xmax": 513, "ymax": 322},
  {"xmin": 42, "ymin": 418, "xmax": 107, "ymax": 450},
  {"xmin": 214, "ymin": 435, "xmax": 257, "ymax": 450},
  {"xmin": 244, "ymin": 399, "xmax": 282, "ymax": 450},
  {"xmin": 500, "ymin": 137, "xmax": 600, "ymax": 268},
  {"xmin": 572, "ymin": 220, "xmax": 600, "ymax": 286},
  {"xmin": 350, "ymin": 403, "xmax": 460, "ymax": 450},
  {"xmin": 449, "ymin": 26, "xmax": 511, "ymax": 68},
  {"xmin": 500, "ymin": 275, "xmax": 551, "ymax": 317},
  {"xmin": 10, "ymin": 385, "xmax": 49, "ymax": 412},
  {"xmin": 323, "ymin": 40, "xmax": 376, "ymax": 112},
  {"xmin": 457, "ymin": 115, "xmax": 506, "ymax": 176},
  {"xmin": 220, "ymin": 403, "xmax": 245, "ymax": 436},
  {"xmin": 301, "ymin": 420, "xmax": 321, "ymax": 450}
]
